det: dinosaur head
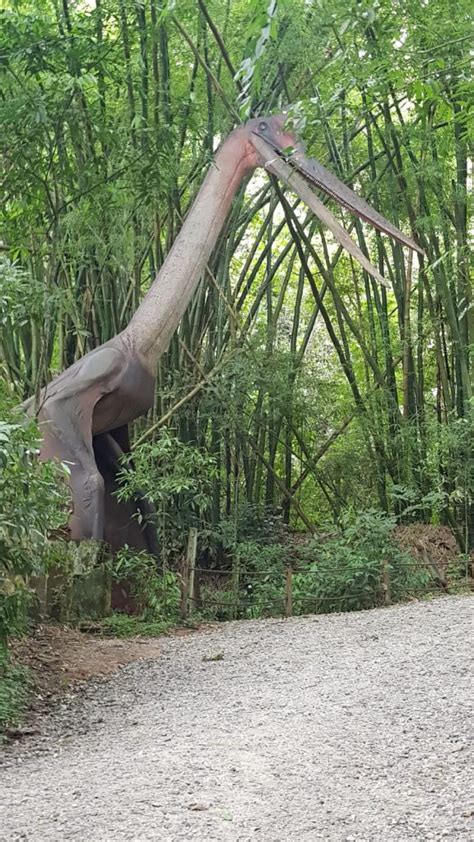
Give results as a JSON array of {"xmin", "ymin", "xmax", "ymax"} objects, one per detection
[{"xmin": 241, "ymin": 112, "xmax": 422, "ymax": 286}]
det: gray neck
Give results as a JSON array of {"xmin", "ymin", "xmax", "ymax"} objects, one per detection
[{"xmin": 126, "ymin": 128, "xmax": 255, "ymax": 369}]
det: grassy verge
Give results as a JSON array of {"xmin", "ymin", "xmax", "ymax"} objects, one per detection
[
  {"xmin": 0, "ymin": 643, "xmax": 32, "ymax": 739},
  {"xmin": 98, "ymin": 613, "xmax": 177, "ymax": 638}
]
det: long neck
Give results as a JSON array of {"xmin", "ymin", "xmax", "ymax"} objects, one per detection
[{"xmin": 127, "ymin": 128, "xmax": 255, "ymax": 368}]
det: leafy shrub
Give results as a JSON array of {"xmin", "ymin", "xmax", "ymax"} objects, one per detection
[
  {"xmin": 198, "ymin": 587, "xmax": 238, "ymax": 622},
  {"xmin": 213, "ymin": 503, "xmax": 288, "ymax": 551},
  {"xmin": 197, "ymin": 542, "xmax": 288, "ymax": 621},
  {"xmin": 116, "ymin": 431, "xmax": 217, "ymax": 563},
  {"xmin": 294, "ymin": 510, "xmax": 434, "ymax": 614},
  {"xmin": 0, "ymin": 396, "xmax": 70, "ymax": 642},
  {"xmin": 197, "ymin": 510, "xmax": 438, "ymax": 621},
  {"xmin": 99, "ymin": 614, "xmax": 172, "ymax": 639},
  {"xmin": 236, "ymin": 541, "xmax": 287, "ymax": 617},
  {"xmin": 111, "ymin": 548, "xmax": 180, "ymax": 624},
  {"xmin": 0, "ymin": 641, "xmax": 32, "ymax": 737}
]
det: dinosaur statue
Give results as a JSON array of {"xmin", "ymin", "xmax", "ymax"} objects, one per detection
[{"xmin": 24, "ymin": 114, "xmax": 422, "ymax": 553}]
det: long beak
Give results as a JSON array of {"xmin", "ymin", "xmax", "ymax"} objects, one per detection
[{"xmin": 252, "ymin": 133, "xmax": 423, "ymax": 288}]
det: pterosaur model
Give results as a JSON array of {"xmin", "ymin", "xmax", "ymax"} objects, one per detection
[{"xmin": 25, "ymin": 114, "xmax": 421, "ymax": 552}]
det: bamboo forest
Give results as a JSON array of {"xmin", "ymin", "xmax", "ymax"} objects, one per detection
[{"xmin": 0, "ymin": 0, "xmax": 472, "ymax": 659}]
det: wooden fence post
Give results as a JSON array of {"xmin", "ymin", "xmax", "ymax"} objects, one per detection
[
  {"xmin": 186, "ymin": 527, "xmax": 198, "ymax": 616},
  {"xmin": 382, "ymin": 559, "xmax": 391, "ymax": 606},
  {"xmin": 232, "ymin": 551, "xmax": 240, "ymax": 621},
  {"xmin": 179, "ymin": 563, "xmax": 188, "ymax": 620},
  {"xmin": 285, "ymin": 566, "xmax": 293, "ymax": 618}
]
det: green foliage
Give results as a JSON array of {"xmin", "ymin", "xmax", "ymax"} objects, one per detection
[
  {"xmin": 0, "ymin": 0, "xmax": 472, "ymax": 607},
  {"xmin": 0, "ymin": 577, "xmax": 33, "ymax": 646},
  {"xmin": 213, "ymin": 502, "xmax": 288, "ymax": 550},
  {"xmin": 117, "ymin": 432, "xmax": 217, "ymax": 562},
  {"xmin": 295, "ymin": 510, "xmax": 434, "ymax": 613},
  {"xmin": 236, "ymin": 0, "xmax": 280, "ymax": 116},
  {"xmin": 198, "ymin": 586, "xmax": 241, "ymax": 623},
  {"xmin": 99, "ymin": 614, "xmax": 173, "ymax": 639},
  {"xmin": 0, "ymin": 415, "xmax": 68, "ymax": 572},
  {"xmin": 199, "ymin": 510, "xmax": 439, "ymax": 621},
  {"xmin": 0, "ymin": 642, "xmax": 32, "ymax": 737},
  {"xmin": 0, "ymin": 390, "xmax": 70, "ymax": 642},
  {"xmin": 0, "ymin": 258, "xmax": 48, "ymax": 330},
  {"xmin": 111, "ymin": 547, "xmax": 180, "ymax": 624},
  {"xmin": 234, "ymin": 540, "xmax": 288, "ymax": 616}
]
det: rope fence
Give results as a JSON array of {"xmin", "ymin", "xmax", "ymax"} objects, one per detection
[
  {"xmin": 186, "ymin": 560, "xmax": 455, "ymax": 575},
  {"xmin": 177, "ymin": 528, "xmax": 470, "ymax": 621}
]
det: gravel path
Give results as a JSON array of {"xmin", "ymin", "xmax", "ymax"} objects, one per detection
[{"xmin": 1, "ymin": 595, "xmax": 473, "ymax": 841}]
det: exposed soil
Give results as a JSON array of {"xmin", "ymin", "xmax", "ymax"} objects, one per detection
[
  {"xmin": 7, "ymin": 624, "xmax": 164, "ymax": 736},
  {"xmin": 394, "ymin": 523, "xmax": 462, "ymax": 572}
]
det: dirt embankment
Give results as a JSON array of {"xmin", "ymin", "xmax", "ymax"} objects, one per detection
[
  {"xmin": 7, "ymin": 625, "xmax": 164, "ymax": 736},
  {"xmin": 394, "ymin": 523, "xmax": 461, "ymax": 569}
]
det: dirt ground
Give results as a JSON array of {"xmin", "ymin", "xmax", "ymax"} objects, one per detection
[
  {"xmin": 7, "ymin": 625, "xmax": 165, "ymax": 736},
  {"xmin": 394, "ymin": 523, "xmax": 462, "ymax": 570},
  {"xmin": 1, "ymin": 595, "xmax": 472, "ymax": 841}
]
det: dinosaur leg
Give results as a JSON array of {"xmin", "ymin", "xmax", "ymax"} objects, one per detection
[
  {"xmin": 93, "ymin": 428, "xmax": 159, "ymax": 557},
  {"xmin": 107, "ymin": 426, "xmax": 160, "ymax": 558},
  {"xmin": 39, "ymin": 393, "xmax": 105, "ymax": 541},
  {"xmin": 34, "ymin": 345, "xmax": 126, "ymax": 541}
]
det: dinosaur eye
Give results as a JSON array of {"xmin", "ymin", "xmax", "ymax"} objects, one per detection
[{"xmin": 258, "ymin": 121, "xmax": 268, "ymax": 132}]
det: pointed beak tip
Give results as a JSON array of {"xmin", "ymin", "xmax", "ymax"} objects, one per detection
[{"xmin": 253, "ymin": 132, "xmax": 425, "ymax": 280}]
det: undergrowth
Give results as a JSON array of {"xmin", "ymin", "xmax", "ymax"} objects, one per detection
[
  {"xmin": 98, "ymin": 511, "xmax": 468, "ymax": 634},
  {"xmin": 99, "ymin": 614, "xmax": 175, "ymax": 638},
  {"xmin": 0, "ymin": 643, "xmax": 32, "ymax": 738},
  {"xmin": 99, "ymin": 549, "xmax": 181, "ymax": 637},
  {"xmin": 194, "ymin": 510, "xmax": 465, "ymax": 622}
]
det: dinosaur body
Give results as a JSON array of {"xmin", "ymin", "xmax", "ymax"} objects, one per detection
[{"xmin": 25, "ymin": 114, "xmax": 421, "ymax": 553}]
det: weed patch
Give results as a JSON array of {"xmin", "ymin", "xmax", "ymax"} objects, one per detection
[{"xmin": 0, "ymin": 643, "xmax": 32, "ymax": 737}]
